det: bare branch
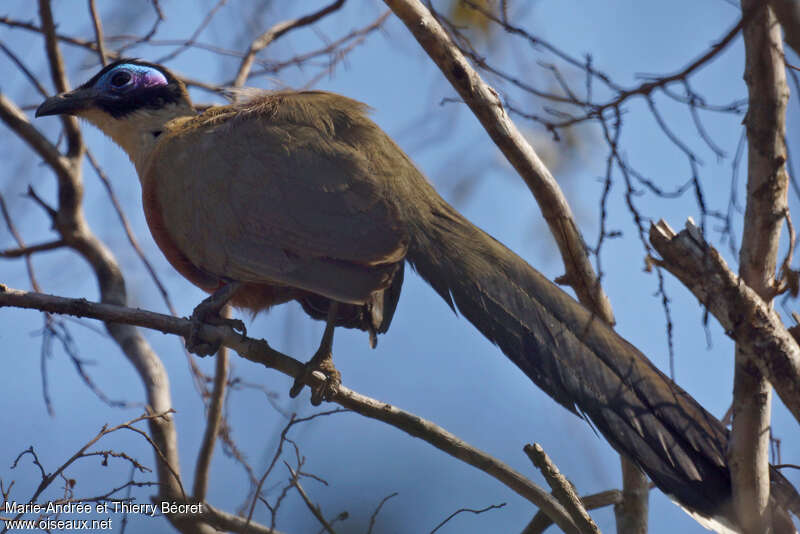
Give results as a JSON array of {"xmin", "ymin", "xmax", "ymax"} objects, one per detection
[
  {"xmin": 523, "ymin": 490, "xmax": 624, "ymax": 534},
  {"xmin": 366, "ymin": 492, "xmax": 398, "ymax": 534},
  {"xmin": 87, "ymin": 0, "xmax": 108, "ymax": 66},
  {"xmin": 0, "ymin": 16, "xmax": 105, "ymax": 53},
  {"xmin": 193, "ymin": 500, "xmax": 285, "ymax": 534},
  {"xmin": 0, "ymin": 42, "xmax": 49, "ymax": 97},
  {"xmin": 0, "ymin": 286, "xmax": 582, "ymax": 534},
  {"xmin": 5, "ymin": 412, "xmax": 173, "ymax": 526},
  {"xmin": 648, "ymin": 220, "xmax": 800, "ymax": 425},
  {"xmin": 616, "ymin": 459, "xmax": 649, "ymax": 534},
  {"xmin": 769, "ymin": 0, "xmax": 800, "ymax": 56},
  {"xmin": 232, "ymin": 0, "xmax": 346, "ymax": 87},
  {"xmin": 0, "ymin": 194, "xmax": 48, "ymax": 291},
  {"xmin": 193, "ymin": 314, "xmax": 229, "ymax": 501},
  {"xmin": 733, "ymin": 2, "xmax": 791, "ymax": 531},
  {"xmin": 285, "ymin": 464, "xmax": 337, "ymax": 534},
  {"xmin": 245, "ymin": 409, "xmax": 344, "ymax": 527},
  {"xmin": 246, "ymin": 11, "xmax": 390, "ymax": 82},
  {"xmin": 430, "ymin": 502, "xmax": 506, "ymax": 533},
  {"xmin": 117, "ymin": 0, "xmax": 165, "ymax": 53},
  {"xmin": 154, "ymin": 0, "xmax": 228, "ymax": 64},
  {"xmin": 38, "ymin": 0, "xmax": 82, "ymax": 158},
  {"xmin": 85, "ymin": 151, "xmax": 178, "ymax": 316},
  {"xmin": 458, "ymin": 0, "xmax": 745, "ymax": 130},
  {"xmin": 0, "ymin": 239, "xmax": 65, "ymax": 258},
  {"xmin": 0, "ymin": 93, "xmax": 72, "ymax": 179},
  {"xmin": 524, "ymin": 443, "xmax": 600, "ymax": 534}
]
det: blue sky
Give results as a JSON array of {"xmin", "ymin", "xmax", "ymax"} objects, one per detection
[{"xmin": 1, "ymin": 1, "xmax": 799, "ymax": 533}]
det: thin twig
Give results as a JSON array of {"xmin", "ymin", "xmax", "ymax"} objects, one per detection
[
  {"xmin": 87, "ymin": 0, "xmax": 107, "ymax": 65},
  {"xmin": 85, "ymin": 151, "xmax": 178, "ymax": 316},
  {"xmin": 5, "ymin": 412, "xmax": 174, "ymax": 527},
  {"xmin": 232, "ymin": 0, "xmax": 346, "ymax": 87},
  {"xmin": 429, "ymin": 503, "xmax": 506, "ymax": 533},
  {"xmin": 286, "ymin": 464, "xmax": 337, "ymax": 534},
  {"xmin": 193, "ymin": 308, "xmax": 230, "ymax": 501},
  {"xmin": 155, "ymin": 0, "xmax": 228, "ymax": 64},
  {"xmin": 366, "ymin": 492, "xmax": 397, "ymax": 534},
  {"xmin": 0, "ymin": 42, "xmax": 50, "ymax": 96},
  {"xmin": 524, "ymin": 443, "xmax": 600, "ymax": 534}
]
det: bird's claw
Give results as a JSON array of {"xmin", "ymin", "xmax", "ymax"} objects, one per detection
[
  {"xmin": 186, "ymin": 300, "xmax": 247, "ymax": 356},
  {"xmin": 289, "ymin": 349, "xmax": 341, "ymax": 405}
]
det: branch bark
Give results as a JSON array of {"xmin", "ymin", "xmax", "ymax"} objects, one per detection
[
  {"xmin": 523, "ymin": 490, "xmax": 623, "ymax": 534},
  {"xmin": 191, "ymin": 500, "xmax": 286, "ymax": 534},
  {"xmin": 192, "ymin": 316, "xmax": 229, "ymax": 501},
  {"xmin": 649, "ymin": 220, "xmax": 800, "ymax": 424},
  {"xmin": 734, "ymin": 2, "xmax": 790, "ymax": 532},
  {"xmin": 524, "ymin": 443, "xmax": 601, "ymax": 534},
  {"xmin": 769, "ymin": 0, "xmax": 800, "ymax": 57}
]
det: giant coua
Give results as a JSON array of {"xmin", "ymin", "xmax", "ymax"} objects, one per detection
[{"xmin": 36, "ymin": 59, "xmax": 799, "ymax": 532}]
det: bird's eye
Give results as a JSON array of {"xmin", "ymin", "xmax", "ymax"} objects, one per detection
[{"xmin": 110, "ymin": 71, "xmax": 132, "ymax": 88}]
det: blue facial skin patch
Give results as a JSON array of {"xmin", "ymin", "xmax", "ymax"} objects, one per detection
[{"xmin": 96, "ymin": 64, "xmax": 168, "ymax": 93}]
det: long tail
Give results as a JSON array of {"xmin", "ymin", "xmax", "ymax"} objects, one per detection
[{"xmin": 406, "ymin": 197, "xmax": 799, "ymax": 530}]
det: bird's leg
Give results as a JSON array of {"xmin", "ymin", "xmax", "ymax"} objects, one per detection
[
  {"xmin": 187, "ymin": 281, "xmax": 247, "ymax": 356},
  {"xmin": 290, "ymin": 301, "xmax": 342, "ymax": 405}
]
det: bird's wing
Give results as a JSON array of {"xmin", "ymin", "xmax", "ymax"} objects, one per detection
[{"xmin": 143, "ymin": 91, "xmax": 409, "ymax": 303}]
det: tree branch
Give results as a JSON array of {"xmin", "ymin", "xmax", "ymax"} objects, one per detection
[
  {"xmin": 769, "ymin": 0, "xmax": 800, "ymax": 57},
  {"xmin": 0, "ymin": 286, "xmax": 583, "ymax": 534},
  {"xmin": 286, "ymin": 464, "xmax": 337, "ymax": 534},
  {"xmin": 232, "ymin": 0, "xmax": 346, "ymax": 87},
  {"xmin": 523, "ymin": 490, "xmax": 623, "ymax": 534},
  {"xmin": 192, "ymin": 316, "xmax": 228, "ymax": 501},
  {"xmin": 734, "ymin": 2, "xmax": 791, "ymax": 532},
  {"xmin": 38, "ymin": 0, "xmax": 82, "ymax": 159},
  {"xmin": 648, "ymin": 219, "xmax": 800, "ymax": 425},
  {"xmin": 0, "ymin": 93, "xmax": 73, "ymax": 179},
  {"xmin": 87, "ymin": 0, "xmax": 108, "ymax": 66},
  {"xmin": 195, "ymin": 500, "xmax": 285, "ymax": 534},
  {"xmin": 524, "ymin": 443, "xmax": 600, "ymax": 534}
]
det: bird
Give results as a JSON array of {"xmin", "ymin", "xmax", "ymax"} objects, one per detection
[{"xmin": 36, "ymin": 59, "xmax": 799, "ymax": 533}]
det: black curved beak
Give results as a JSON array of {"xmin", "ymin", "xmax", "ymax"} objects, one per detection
[{"xmin": 35, "ymin": 87, "xmax": 99, "ymax": 117}]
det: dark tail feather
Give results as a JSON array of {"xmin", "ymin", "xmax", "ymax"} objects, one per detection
[{"xmin": 407, "ymin": 200, "xmax": 799, "ymax": 530}]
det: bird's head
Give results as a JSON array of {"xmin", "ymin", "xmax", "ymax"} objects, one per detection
[
  {"xmin": 36, "ymin": 59, "xmax": 194, "ymax": 168},
  {"xmin": 36, "ymin": 59, "xmax": 191, "ymax": 119}
]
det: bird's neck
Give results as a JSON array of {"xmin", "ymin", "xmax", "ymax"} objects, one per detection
[{"xmin": 81, "ymin": 102, "xmax": 195, "ymax": 175}]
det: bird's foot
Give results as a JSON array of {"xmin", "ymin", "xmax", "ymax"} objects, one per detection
[
  {"xmin": 289, "ymin": 349, "xmax": 341, "ymax": 405},
  {"xmin": 186, "ymin": 288, "xmax": 246, "ymax": 356},
  {"xmin": 187, "ymin": 312, "xmax": 247, "ymax": 356}
]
